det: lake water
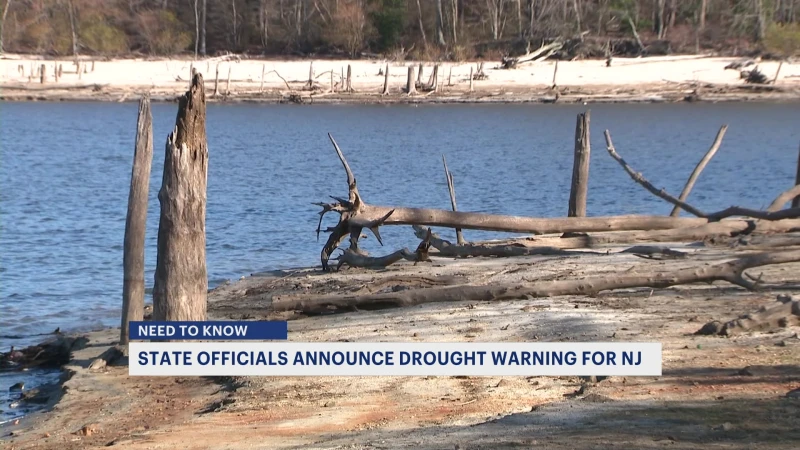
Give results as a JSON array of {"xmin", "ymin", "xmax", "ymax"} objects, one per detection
[{"xmin": 0, "ymin": 101, "xmax": 798, "ymax": 419}]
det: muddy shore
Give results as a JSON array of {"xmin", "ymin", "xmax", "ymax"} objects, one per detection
[{"xmin": 2, "ymin": 233, "xmax": 799, "ymax": 449}]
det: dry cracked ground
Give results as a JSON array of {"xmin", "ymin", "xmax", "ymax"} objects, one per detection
[{"xmin": 3, "ymin": 238, "xmax": 800, "ymax": 449}]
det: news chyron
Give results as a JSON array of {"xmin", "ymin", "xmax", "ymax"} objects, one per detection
[{"xmin": 128, "ymin": 321, "xmax": 662, "ymax": 377}]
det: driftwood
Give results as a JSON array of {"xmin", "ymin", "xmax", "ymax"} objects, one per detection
[
  {"xmin": 152, "ymin": 74, "xmax": 209, "ymax": 321},
  {"xmin": 501, "ymin": 42, "xmax": 563, "ymax": 69},
  {"xmin": 334, "ymin": 248, "xmax": 416, "ymax": 270},
  {"xmin": 314, "ymin": 134, "xmax": 711, "ymax": 270},
  {"xmin": 88, "ymin": 345, "xmax": 125, "ymax": 370},
  {"xmin": 670, "ymin": 125, "xmax": 727, "ymax": 216},
  {"xmin": 412, "ymin": 225, "xmax": 600, "ymax": 258},
  {"xmin": 273, "ymin": 249, "xmax": 800, "ymax": 313},
  {"xmin": 696, "ymin": 294, "xmax": 800, "ymax": 336}
]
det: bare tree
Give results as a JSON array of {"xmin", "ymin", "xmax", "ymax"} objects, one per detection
[
  {"xmin": 200, "ymin": 0, "xmax": 206, "ymax": 55},
  {"xmin": 0, "ymin": 0, "xmax": 12, "ymax": 54},
  {"xmin": 435, "ymin": 0, "xmax": 446, "ymax": 45},
  {"xmin": 193, "ymin": 0, "xmax": 199, "ymax": 56},
  {"xmin": 415, "ymin": 0, "xmax": 427, "ymax": 49}
]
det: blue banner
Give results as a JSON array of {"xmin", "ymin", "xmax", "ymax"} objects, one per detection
[{"xmin": 129, "ymin": 321, "xmax": 288, "ymax": 341}]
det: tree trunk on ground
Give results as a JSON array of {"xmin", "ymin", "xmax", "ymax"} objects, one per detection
[
  {"xmin": 315, "ymin": 134, "xmax": 708, "ymax": 270},
  {"xmin": 153, "ymin": 74, "xmax": 209, "ymax": 322},
  {"xmin": 120, "ymin": 95, "xmax": 153, "ymax": 346},
  {"xmin": 670, "ymin": 125, "xmax": 727, "ymax": 216},
  {"xmin": 272, "ymin": 249, "xmax": 800, "ymax": 313},
  {"xmin": 568, "ymin": 110, "xmax": 590, "ymax": 217}
]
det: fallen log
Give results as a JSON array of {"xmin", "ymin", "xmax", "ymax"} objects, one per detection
[
  {"xmin": 334, "ymin": 248, "xmax": 416, "ymax": 270},
  {"xmin": 315, "ymin": 134, "xmax": 707, "ymax": 270},
  {"xmin": 273, "ymin": 249, "xmax": 800, "ymax": 313},
  {"xmin": 501, "ymin": 42, "xmax": 563, "ymax": 69},
  {"xmin": 696, "ymin": 294, "xmax": 800, "ymax": 336},
  {"xmin": 412, "ymin": 225, "xmax": 602, "ymax": 258},
  {"xmin": 484, "ymin": 219, "xmax": 800, "ymax": 249}
]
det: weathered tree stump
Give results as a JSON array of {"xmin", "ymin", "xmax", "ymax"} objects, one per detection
[
  {"xmin": 568, "ymin": 111, "xmax": 591, "ymax": 217},
  {"xmin": 382, "ymin": 64, "xmax": 389, "ymax": 95},
  {"xmin": 225, "ymin": 66, "xmax": 231, "ymax": 95},
  {"xmin": 153, "ymin": 74, "xmax": 209, "ymax": 322},
  {"xmin": 406, "ymin": 66, "xmax": 417, "ymax": 95},
  {"xmin": 40, "ymin": 64, "xmax": 45, "ymax": 84},
  {"xmin": 213, "ymin": 63, "xmax": 219, "ymax": 97},
  {"xmin": 120, "ymin": 95, "xmax": 153, "ymax": 345},
  {"xmin": 793, "ymin": 144, "xmax": 800, "ymax": 209},
  {"xmin": 346, "ymin": 64, "xmax": 353, "ymax": 92}
]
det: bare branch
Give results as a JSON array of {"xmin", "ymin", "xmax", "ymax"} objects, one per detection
[
  {"xmin": 671, "ymin": 125, "xmax": 727, "ymax": 216},
  {"xmin": 604, "ymin": 130, "xmax": 707, "ymax": 217}
]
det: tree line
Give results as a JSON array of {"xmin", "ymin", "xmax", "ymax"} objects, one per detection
[{"xmin": 1, "ymin": 1, "xmax": 798, "ymax": 59}]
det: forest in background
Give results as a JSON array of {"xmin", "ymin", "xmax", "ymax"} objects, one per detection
[{"xmin": 0, "ymin": 1, "xmax": 799, "ymax": 60}]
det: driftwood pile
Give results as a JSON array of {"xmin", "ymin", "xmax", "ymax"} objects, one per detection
[{"xmin": 304, "ymin": 113, "xmax": 800, "ymax": 316}]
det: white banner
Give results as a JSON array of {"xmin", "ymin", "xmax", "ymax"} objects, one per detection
[{"xmin": 129, "ymin": 342, "xmax": 662, "ymax": 376}]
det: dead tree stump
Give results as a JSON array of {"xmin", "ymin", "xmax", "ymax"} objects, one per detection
[
  {"xmin": 794, "ymin": 144, "xmax": 800, "ymax": 209},
  {"xmin": 121, "ymin": 95, "xmax": 153, "ymax": 345},
  {"xmin": 306, "ymin": 61, "xmax": 314, "ymax": 89},
  {"xmin": 469, "ymin": 67, "xmax": 474, "ymax": 92},
  {"xmin": 153, "ymin": 74, "xmax": 209, "ymax": 322},
  {"xmin": 57, "ymin": 64, "xmax": 63, "ymax": 81},
  {"xmin": 382, "ymin": 64, "xmax": 390, "ymax": 95},
  {"xmin": 346, "ymin": 65, "xmax": 353, "ymax": 92},
  {"xmin": 260, "ymin": 64, "xmax": 266, "ymax": 92},
  {"xmin": 213, "ymin": 63, "xmax": 219, "ymax": 97},
  {"xmin": 40, "ymin": 64, "xmax": 46, "ymax": 84},
  {"xmin": 225, "ymin": 66, "xmax": 232, "ymax": 95},
  {"xmin": 430, "ymin": 65, "xmax": 439, "ymax": 92},
  {"xmin": 568, "ymin": 111, "xmax": 591, "ymax": 217},
  {"xmin": 406, "ymin": 66, "xmax": 417, "ymax": 95}
]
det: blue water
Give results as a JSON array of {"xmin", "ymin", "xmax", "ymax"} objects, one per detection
[{"xmin": 0, "ymin": 102, "xmax": 798, "ymax": 419}]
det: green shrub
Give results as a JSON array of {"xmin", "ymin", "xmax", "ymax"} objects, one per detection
[
  {"xmin": 764, "ymin": 23, "xmax": 800, "ymax": 56},
  {"xmin": 138, "ymin": 10, "xmax": 192, "ymax": 55},
  {"xmin": 80, "ymin": 15, "xmax": 128, "ymax": 55}
]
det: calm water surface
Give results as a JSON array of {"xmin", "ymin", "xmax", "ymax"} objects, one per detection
[{"xmin": 0, "ymin": 102, "xmax": 798, "ymax": 414}]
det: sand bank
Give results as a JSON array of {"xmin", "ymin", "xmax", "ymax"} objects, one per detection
[
  {"xmin": 3, "ymin": 236, "xmax": 799, "ymax": 449},
  {"xmin": 1, "ymin": 54, "xmax": 799, "ymax": 104}
]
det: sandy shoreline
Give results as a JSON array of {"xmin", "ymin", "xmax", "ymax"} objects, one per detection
[
  {"xmin": 2, "ymin": 54, "xmax": 799, "ymax": 104},
  {"xmin": 2, "ymin": 233, "xmax": 800, "ymax": 449}
]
